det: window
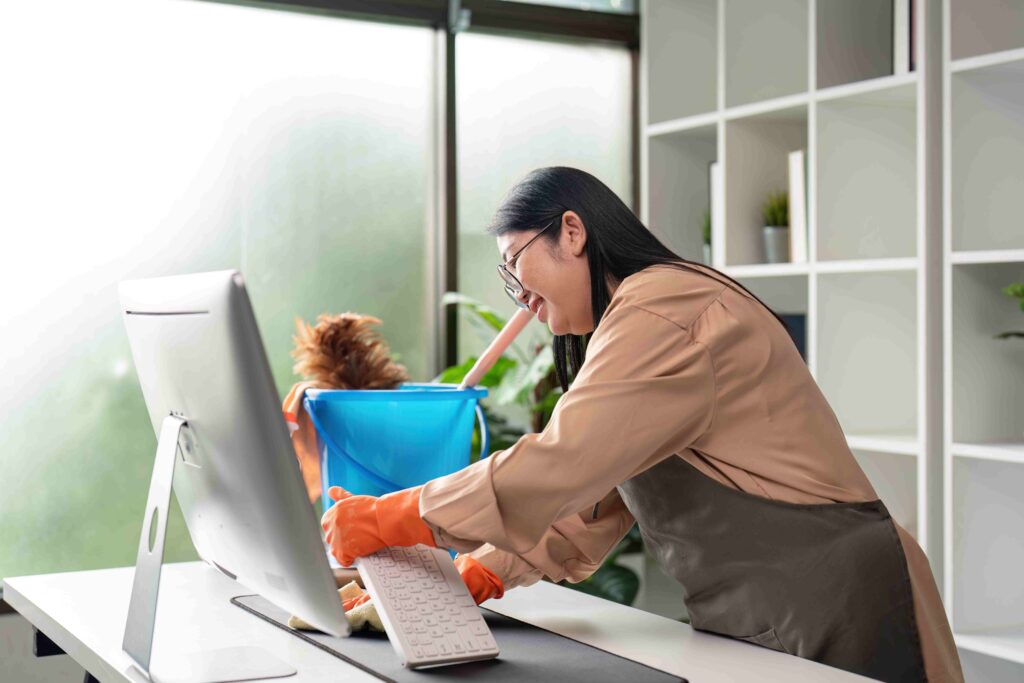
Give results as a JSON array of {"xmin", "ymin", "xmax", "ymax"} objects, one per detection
[
  {"xmin": 455, "ymin": 31, "xmax": 633, "ymax": 378},
  {"xmin": 0, "ymin": 0, "xmax": 434, "ymax": 580}
]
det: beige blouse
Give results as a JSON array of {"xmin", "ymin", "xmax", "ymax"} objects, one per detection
[{"xmin": 419, "ymin": 264, "xmax": 962, "ymax": 682}]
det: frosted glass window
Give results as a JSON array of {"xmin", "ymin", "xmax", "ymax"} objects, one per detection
[
  {"xmin": 0, "ymin": 0, "xmax": 433, "ymax": 581},
  {"xmin": 455, "ymin": 32, "xmax": 632, "ymax": 387}
]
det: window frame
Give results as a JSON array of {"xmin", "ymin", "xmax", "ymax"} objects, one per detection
[{"xmin": 206, "ymin": 0, "xmax": 639, "ymax": 373}]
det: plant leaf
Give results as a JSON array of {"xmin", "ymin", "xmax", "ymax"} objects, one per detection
[
  {"xmin": 566, "ymin": 563, "xmax": 640, "ymax": 606},
  {"xmin": 493, "ymin": 345, "xmax": 554, "ymax": 406},
  {"xmin": 442, "ymin": 292, "xmax": 507, "ymax": 332}
]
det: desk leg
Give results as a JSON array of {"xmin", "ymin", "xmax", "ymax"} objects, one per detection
[
  {"xmin": 32, "ymin": 626, "xmax": 65, "ymax": 658},
  {"xmin": 32, "ymin": 627, "xmax": 100, "ymax": 683}
]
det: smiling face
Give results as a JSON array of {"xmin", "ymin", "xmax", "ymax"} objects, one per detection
[{"xmin": 496, "ymin": 211, "xmax": 595, "ymax": 336}]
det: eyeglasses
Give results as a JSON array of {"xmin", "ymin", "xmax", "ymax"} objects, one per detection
[{"xmin": 496, "ymin": 220, "xmax": 556, "ymax": 309}]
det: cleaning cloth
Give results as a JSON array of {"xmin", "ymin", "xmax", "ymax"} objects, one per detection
[{"xmin": 287, "ymin": 581, "xmax": 384, "ymax": 633}]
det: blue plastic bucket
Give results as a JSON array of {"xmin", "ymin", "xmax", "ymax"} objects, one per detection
[{"xmin": 304, "ymin": 384, "xmax": 489, "ymax": 511}]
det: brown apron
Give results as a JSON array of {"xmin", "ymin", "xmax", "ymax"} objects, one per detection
[{"xmin": 616, "ymin": 453, "xmax": 926, "ymax": 683}]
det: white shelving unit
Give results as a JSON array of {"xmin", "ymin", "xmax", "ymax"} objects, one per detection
[
  {"xmin": 640, "ymin": 0, "xmax": 941, "ymax": 565},
  {"xmin": 642, "ymin": 3, "xmax": 1024, "ymax": 676},
  {"xmin": 639, "ymin": 1, "xmax": 1022, "ymax": 678},
  {"xmin": 943, "ymin": 1, "xmax": 1024, "ymax": 677}
]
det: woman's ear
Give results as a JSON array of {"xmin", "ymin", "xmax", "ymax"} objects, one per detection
[{"xmin": 562, "ymin": 211, "xmax": 588, "ymax": 257}]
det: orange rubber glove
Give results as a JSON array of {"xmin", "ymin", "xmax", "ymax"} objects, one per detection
[
  {"xmin": 320, "ymin": 485, "xmax": 436, "ymax": 567},
  {"xmin": 341, "ymin": 555, "xmax": 504, "ymax": 613},
  {"xmin": 453, "ymin": 554, "xmax": 505, "ymax": 604}
]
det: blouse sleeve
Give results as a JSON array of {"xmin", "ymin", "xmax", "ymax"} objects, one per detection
[
  {"xmin": 419, "ymin": 302, "xmax": 716, "ymax": 556},
  {"xmin": 462, "ymin": 488, "xmax": 636, "ymax": 589}
]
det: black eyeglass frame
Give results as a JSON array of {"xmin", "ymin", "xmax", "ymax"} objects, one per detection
[{"xmin": 496, "ymin": 220, "xmax": 557, "ymax": 308}]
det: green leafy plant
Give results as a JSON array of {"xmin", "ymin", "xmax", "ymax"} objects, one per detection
[
  {"xmin": 762, "ymin": 190, "xmax": 789, "ymax": 227},
  {"xmin": 701, "ymin": 208, "xmax": 711, "ymax": 246},
  {"xmin": 437, "ymin": 292, "xmax": 644, "ymax": 606},
  {"xmin": 995, "ymin": 282, "xmax": 1024, "ymax": 340},
  {"xmin": 435, "ymin": 293, "xmax": 561, "ymax": 436},
  {"xmin": 568, "ymin": 524, "xmax": 643, "ymax": 606}
]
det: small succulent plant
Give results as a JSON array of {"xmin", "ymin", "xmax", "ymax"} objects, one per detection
[
  {"xmin": 995, "ymin": 282, "xmax": 1024, "ymax": 340},
  {"xmin": 762, "ymin": 190, "xmax": 789, "ymax": 227}
]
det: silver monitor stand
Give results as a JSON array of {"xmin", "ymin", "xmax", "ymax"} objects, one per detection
[{"xmin": 118, "ymin": 271, "xmax": 349, "ymax": 682}]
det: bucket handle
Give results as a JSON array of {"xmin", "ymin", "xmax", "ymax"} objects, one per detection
[
  {"xmin": 474, "ymin": 402, "xmax": 490, "ymax": 460},
  {"xmin": 304, "ymin": 399, "xmax": 404, "ymax": 493}
]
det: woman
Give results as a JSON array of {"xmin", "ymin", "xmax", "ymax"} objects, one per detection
[{"xmin": 322, "ymin": 166, "xmax": 963, "ymax": 682}]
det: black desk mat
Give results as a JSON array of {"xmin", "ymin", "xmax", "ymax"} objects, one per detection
[{"xmin": 232, "ymin": 594, "xmax": 686, "ymax": 683}]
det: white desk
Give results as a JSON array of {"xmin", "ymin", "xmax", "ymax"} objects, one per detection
[{"xmin": 4, "ymin": 561, "xmax": 873, "ymax": 682}]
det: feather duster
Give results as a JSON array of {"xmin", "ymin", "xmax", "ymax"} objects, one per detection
[{"xmin": 291, "ymin": 313, "xmax": 408, "ymax": 389}]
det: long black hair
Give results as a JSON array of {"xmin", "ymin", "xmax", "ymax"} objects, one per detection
[{"xmin": 487, "ymin": 166, "xmax": 795, "ymax": 392}]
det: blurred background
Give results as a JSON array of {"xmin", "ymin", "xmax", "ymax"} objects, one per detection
[{"xmin": 0, "ymin": 0, "xmax": 633, "ymax": 587}]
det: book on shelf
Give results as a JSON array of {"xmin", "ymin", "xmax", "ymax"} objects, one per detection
[
  {"xmin": 779, "ymin": 313, "xmax": 807, "ymax": 361},
  {"xmin": 788, "ymin": 150, "xmax": 807, "ymax": 264},
  {"xmin": 709, "ymin": 160, "xmax": 723, "ymax": 266},
  {"xmin": 893, "ymin": 0, "xmax": 917, "ymax": 74}
]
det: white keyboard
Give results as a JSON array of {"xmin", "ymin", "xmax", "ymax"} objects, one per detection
[{"xmin": 356, "ymin": 544, "xmax": 500, "ymax": 669}]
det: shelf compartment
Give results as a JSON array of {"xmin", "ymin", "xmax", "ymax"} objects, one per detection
[
  {"xmin": 723, "ymin": 105, "xmax": 807, "ymax": 266},
  {"xmin": 736, "ymin": 274, "xmax": 808, "ymax": 360},
  {"xmin": 724, "ymin": 92, "xmax": 810, "ymax": 121},
  {"xmin": 950, "ymin": 0, "xmax": 1024, "ymax": 62},
  {"xmin": 816, "ymin": 0, "xmax": 896, "ymax": 90},
  {"xmin": 952, "ymin": 46, "xmax": 1024, "ymax": 75},
  {"xmin": 724, "ymin": 0, "xmax": 808, "ymax": 108},
  {"xmin": 816, "ymin": 83, "xmax": 917, "ymax": 261},
  {"xmin": 725, "ymin": 262, "xmax": 810, "ymax": 278},
  {"xmin": 958, "ymin": 647, "xmax": 1024, "ymax": 681},
  {"xmin": 815, "ymin": 270, "xmax": 918, "ymax": 438},
  {"xmin": 951, "ymin": 262, "xmax": 1024, "ymax": 444},
  {"xmin": 852, "ymin": 447, "xmax": 918, "ymax": 540},
  {"xmin": 951, "ymin": 249, "xmax": 1024, "ymax": 265},
  {"xmin": 951, "ymin": 442, "xmax": 1024, "ymax": 465},
  {"xmin": 951, "ymin": 457, "xmax": 1024, "ymax": 647},
  {"xmin": 647, "ymin": 111, "xmax": 719, "ymax": 139},
  {"xmin": 647, "ymin": 123, "xmax": 717, "ymax": 264},
  {"xmin": 846, "ymin": 432, "xmax": 919, "ymax": 456},
  {"xmin": 815, "ymin": 257, "xmax": 918, "ymax": 273},
  {"xmin": 951, "ymin": 59, "xmax": 1024, "ymax": 252},
  {"xmin": 644, "ymin": 0, "xmax": 717, "ymax": 124},
  {"xmin": 815, "ymin": 72, "xmax": 917, "ymax": 104}
]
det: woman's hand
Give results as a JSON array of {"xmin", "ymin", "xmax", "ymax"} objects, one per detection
[
  {"xmin": 453, "ymin": 554, "xmax": 505, "ymax": 604},
  {"xmin": 320, "ymin": 485, "xmax": 436, "ymax": 567},
  {"xmin": 339, "ymin": 554, "xmax": 505, "ymax": 614}
]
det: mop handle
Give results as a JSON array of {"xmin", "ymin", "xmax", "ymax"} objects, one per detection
[{"xmin": 457, "ymin": 307, "xmax": 535, "ymax": 390}]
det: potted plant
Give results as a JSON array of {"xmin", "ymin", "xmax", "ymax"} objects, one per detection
[
  {"xmin": 995, "ymin": 282, "xmax": 1024, "ymax": 340},
  {"xmin": 761, "ymin": 190, "xmax": 789, "ymax": 264},
  {"xmin": 701, "ymin": 208, "xmax": 712, "ymax": 264},
  {"xmin": 438, "ymin": 292, "xmax": 642, "ymax": 606}
]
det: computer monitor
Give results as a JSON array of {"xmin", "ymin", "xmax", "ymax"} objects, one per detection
[{"xmin": 119, "ymin": 270, "xmax": 348, "ymax": 678}]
